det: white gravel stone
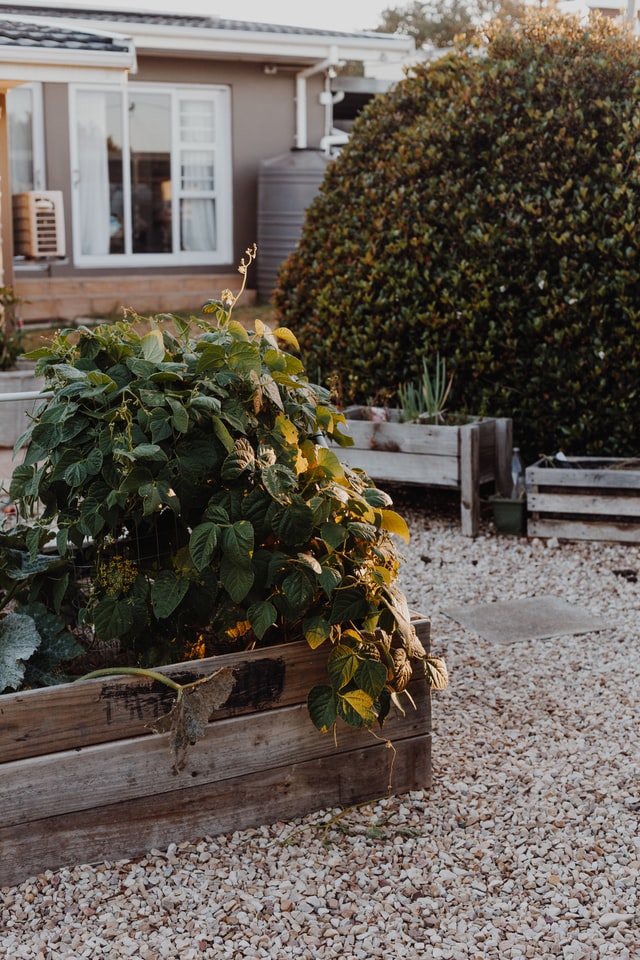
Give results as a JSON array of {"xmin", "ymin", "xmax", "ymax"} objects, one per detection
[{"xmin": 1, "ymin": 492, "xmax": 639, "ymax": 958}]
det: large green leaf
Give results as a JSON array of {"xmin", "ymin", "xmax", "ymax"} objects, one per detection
[
  {"xmin": 92, "ymin": 596, "xmax": 135, "ymax": 640},
  {"xmin": 320, "ymin": 521, "xmax": 348, "ymax": 551},
  {"xmin": 261, "ymin": 463, "xmax": 299, "ymax": 503},
  {"xmin": 327, "ymin": 643, "xmax": 360, "ymax": 690},
  {"xmin": 270, "ymin": 500, "xmax": 314, "ymax": 545},
  {"xmin": 330, "ymin": 586, "xmax": 371, "ymax": 625},
  {"xmin": 355, "ymin": 658, "xmax": 388, "ymax": 699},
  {"xmin": 151, "ymin": 570, "xmax": 190, "ymax": 619},
  {"xmin": 307, "ymin": 684, "xmax": 337, "ymax": 733},
  {"xmin": 281, "ymin": 569, "xmax": 314, "ymax": 616},
  {"xmin": 318, "ymin": 563, "xmax": 343, "ymax": 596},
  {"xmin": 221, "ymin": 521, "xmax": 254, "ymax": 566},
  {"xmin": 131, "ymin": 443, "xmax": 168, "ymax": 461},
  {"xmin": 0, "ymin": 612, "xmax": 41, "ymax": 693},
  {"xmin": 247, "ymin": 600, "xmax": 277, "ymax": 640},
  {"xmin": 227, "ymin": 341, "xmax": 262, "ymax": 375},
  {"xmin": 189, "ymin": 521, "xmax": 219, "ymax": 571},
  {"xmin": 220, "ymin": 556, "xmax": 254, "ymax": 603},
  {"xmin": 63, "ymin": 460, "xmax": 88, "ymax": 487},
  {"xmin": 19, "ymin": 601, "xmax": 84, "ymax": 671},
  {"xmin": 167, "ymin": 396, "xmax": 189, "ymax": 434}
]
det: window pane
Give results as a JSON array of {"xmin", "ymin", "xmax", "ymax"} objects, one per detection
[
  {"xmin": 180, "ymin": 99, "xmax": 214, "ymax": 142},
  {"xmin": 8, "ymin": 87, "xmax": 35, "ymax": 193},
  {"xmin": 129, "ymin": 92, "xmax": 172, "ymax": 254},
  {"xmin": 77, "ymin": 90, "xmax": 122, "ymax": 256},
  {"xmin": 181, "ymin": 198, "xmax": 215, "ymax": 251},
  {"xmin": 181, "ymin": 150, "xmax": 215, "ymax": 191}
]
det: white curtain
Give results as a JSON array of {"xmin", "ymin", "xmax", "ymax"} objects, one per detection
[
  {"xmin": 77, "ymin": 92, "xmax": 110, "ymax": 256},
  {"xmin": 179, "ymin": 100, "xmax": 216, "ymax": 251},
  {"xmin": 181, "ymin": 194, "xmax": 216, "ymax": 252},
  {"xmin": 8, "ymin": 88, "xmax": 34, "ymax": 193}
]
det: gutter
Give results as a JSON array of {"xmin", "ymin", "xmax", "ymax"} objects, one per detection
[{"xmin": 295, "ymin": 45, "xmax": 342, "ymax": 150}]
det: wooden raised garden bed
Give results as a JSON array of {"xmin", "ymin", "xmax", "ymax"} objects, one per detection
[
  {"xmin": 0, "ymin": 621, "xmax": 431, "ymax": 888},
  {"xmin": 526, "ymin": 457, "xmax": 640, "ymax": 542},
  {"xmin": 337, "ymin": 411, "xmax": 513, "ymax": 537}
]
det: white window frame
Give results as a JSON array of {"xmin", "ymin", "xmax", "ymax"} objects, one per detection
[
  {"xmin": 8, "ymin": 82, "xmax": 46, "ymax": 193},
  {"xmin": 69, "ymin": 82, "xmax": 233, "ymax": 268}
]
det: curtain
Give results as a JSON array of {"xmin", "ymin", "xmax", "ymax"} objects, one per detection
[
  {"xmin": 180, "ymin": 149, "xmax": 216, "ymax": 252},
  {"xmin": 77, "ymin": 92, "xmax": 110, "ymax": 256},
  {"xmin": 8, "ymin": 88, "xmax": 34, "ymax": 193}
]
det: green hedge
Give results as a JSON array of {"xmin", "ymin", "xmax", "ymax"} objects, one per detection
[{"xmin": 274, "ymin": 14, "xmax": 640, "ymax": 462}]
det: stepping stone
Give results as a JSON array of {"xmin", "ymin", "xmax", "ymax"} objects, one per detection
[{"xmin": 442, "ymin": 595, "xmax": 607, "ymax": 643}]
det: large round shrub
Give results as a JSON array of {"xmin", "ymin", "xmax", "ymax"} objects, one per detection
[{"xmin": 275, "ymin": 14, "xmax": 640, "ymax": 461}]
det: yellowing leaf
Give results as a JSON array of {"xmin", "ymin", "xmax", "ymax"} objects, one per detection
[
  {"xmin": 295, "ymin": 448, "xmax": 309, "ymax": 475},
  {"xmin": 317, "ymin": 446, "xmax": 345, "ymax": 479},
  {"xmin": 380, "ymin": 509, "xmax": 410, "ymax": 542},
  {"xmin": 275, "ymin": 413, "xmax": 299, "ymax": 445},
  {"xmin": 273, "ymin": 326, "xmax": 300, "ymax": 351},
  {"xmin": 255, "ymin": 318, "xmax": 266, "ymax": 336},
  {"xmin": 340, "ymin": 688, "xmax": 375, "ymax": 719},
  {"xmin": 141, "ymin": 329, "xmax": 165, "ymax": 363}
]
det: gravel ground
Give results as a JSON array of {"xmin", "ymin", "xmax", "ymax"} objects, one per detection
[{"xmin": 1, "ymin": 491, "xmax": 639, "ymax": 959}]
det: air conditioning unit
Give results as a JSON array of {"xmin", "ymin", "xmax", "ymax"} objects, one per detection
[{"xmin": 13, "ymin": 191, "xmax": 66, "ymax": 259}]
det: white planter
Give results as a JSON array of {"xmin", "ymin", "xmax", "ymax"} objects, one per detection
[{"xmin": 0, "ymin": 364, "xmax": 45, "ymax": 448}]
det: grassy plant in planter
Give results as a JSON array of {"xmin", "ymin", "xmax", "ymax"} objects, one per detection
[{"xmin": 2, "ymin": 250, "xmax": 446, "ymax": 742}]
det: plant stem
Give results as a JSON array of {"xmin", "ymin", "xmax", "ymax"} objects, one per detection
[{"xmin": 76, "ymin": 666, "xmax": 183, "ymax": 694}]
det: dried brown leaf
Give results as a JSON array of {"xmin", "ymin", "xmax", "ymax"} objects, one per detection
[{"xmin": 146, "ymin": 666, "xmax": 235, "ymax": 772}]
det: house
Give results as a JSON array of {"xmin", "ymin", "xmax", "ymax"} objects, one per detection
[{"xmin": 0, "ymin": 3, "xmax": 415, "ymax": 321}]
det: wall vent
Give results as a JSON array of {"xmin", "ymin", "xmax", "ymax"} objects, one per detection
[{"xmin": 13, "ymin": 191, "xmax": 66, "ymax": 259}]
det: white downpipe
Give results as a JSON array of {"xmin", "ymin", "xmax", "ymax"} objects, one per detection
[{"xmin": 295, "ymin": 45, "xmax": 341, "ymax": 149}]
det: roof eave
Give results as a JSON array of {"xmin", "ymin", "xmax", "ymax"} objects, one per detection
[
  {"xmin": 0, "ymin": 60, "xmax": 131, "ymax": 87},
  {"xmin": 0, "ymin": 43, "xmax": 134, "ymax": 69}
]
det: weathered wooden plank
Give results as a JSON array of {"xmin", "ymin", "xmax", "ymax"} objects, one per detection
[
  {"xmin": 459, "ymin": 423, "xmax": 480, "ymax": 538},
  {"xmin": 1, "ymin": 680, "xmax": 430, "ymax": 828},
  {"xmin": 527, "ymin": 517, "xmax": 640, "ymax": 543},
  {"xmin": 526, "ymin": 458, "xmax": 640, "ymax": 541},
  {"xmin": 1, "ymin": 625, "xmax": 430, "ymax": 763},
  {"xmin": 528, "ymin": 492, "xmax": 640, "ymax": 517},
  {"xmin": 0, "ymin": 734, "xmax": 431, "ymax": 888},
  {"xmin": 526, "ymin": 465, "xmax": 640, "ymax": 490},
  {"xmin": 0, "ymin": 641, "xmax": 321, "ymax": 763},
  {"xmin": 344, "ymin": 420, "xmax": 461, "ymax": 456},
  {"xmin": 338, "ymin": 448, "xmax": 459, "ymax": 486},
  {"xmin": 494, "ymin": 418, "xmax": 513, "ymax": 496}
]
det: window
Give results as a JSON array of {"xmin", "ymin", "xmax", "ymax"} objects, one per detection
[
  {"xmin": 7, "ymin": 83, "xmax": 45, "ymax": 193},
  {"xmin": 69, "ymin": 83, "xmax": 232, "ymax": 266}
]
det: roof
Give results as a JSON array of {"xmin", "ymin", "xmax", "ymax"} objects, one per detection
[
  {"xmin": 0, "ymin": 4, "xmax": 386, "ymax": 38},
  {"xmin": 0, "ymin": 12, "xmax": 135, "ymax": 85},
  {"xmin": 0, "ymin": 3, "xmax": 415, "ymax": 65},
  {"xmin": 0, "ymin": 16, "xmax": 131, "ymax": 52}
]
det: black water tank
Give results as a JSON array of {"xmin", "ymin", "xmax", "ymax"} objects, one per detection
[{"xmin": 256, "ymin": 149, "xmax": 331, "ymax": 302}]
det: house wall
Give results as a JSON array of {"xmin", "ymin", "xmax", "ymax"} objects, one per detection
[{"xmin": 13, "ymin": 55, "xmax": 325, "ymax": 321}]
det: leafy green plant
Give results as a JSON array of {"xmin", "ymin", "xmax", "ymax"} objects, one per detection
[
  {"xmin": 397, "ymin": 354, "xmax": 453, "ymax": 424},
  {"xmin": 0, "ymin": 248, "xmax": 447, "ymax": 736},
  {"xmin": 275, "ymin": 13, "xmax": 640, "ymax": 463}
]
